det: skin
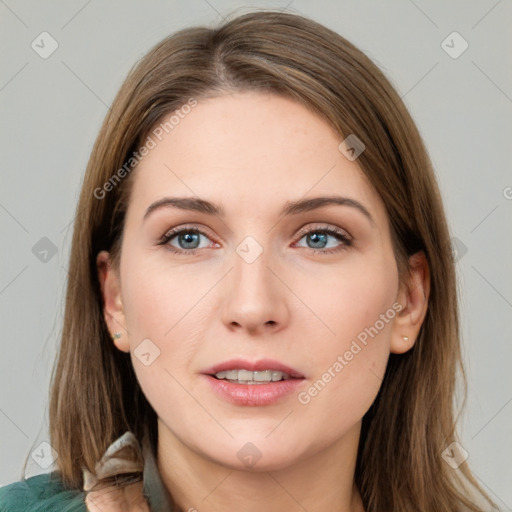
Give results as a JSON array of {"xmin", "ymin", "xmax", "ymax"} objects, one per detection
[{"xmin": 96, "ymin": 91, "xmax": 430, "ymax": 512}]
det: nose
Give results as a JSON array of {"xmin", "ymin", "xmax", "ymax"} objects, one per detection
[{"xmin": 220, "ymin": 246, "xmax": 290, "ymax": 336}]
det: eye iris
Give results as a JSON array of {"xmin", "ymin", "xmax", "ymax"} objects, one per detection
[
  {"xmin": 308, "ymin": 232, "xmax": 327, "ymax": 249},
  {"xmin": 179, "ymin": 231, "xmax": 200, "ymax": 249}
]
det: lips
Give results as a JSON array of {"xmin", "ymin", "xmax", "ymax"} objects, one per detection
[
  {"xmin": 202, "ymin": 358, "xmax": 305, "ymax": 379},
  {"xmin": 201, "ymin": 358, "xmax": 306, "ymax": 406}
]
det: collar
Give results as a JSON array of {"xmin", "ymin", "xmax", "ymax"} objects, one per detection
[{"xmin": 82, "ymin": 431, "xmax": 175, "ymax": 511}]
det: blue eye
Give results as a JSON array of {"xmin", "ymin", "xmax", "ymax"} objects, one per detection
[
  {"xmin": 294, "ymin": 227, "xmax": 352, "ymax": 254},
  {"xmin": 161, "ymin": 228, "xmax": 211, "ymax": 254},
  {"xmin": 159, "ymin": 225, "xmax": 351, "ymax": 255}
]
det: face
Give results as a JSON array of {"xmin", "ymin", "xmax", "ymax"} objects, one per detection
[{"xmin": 100, "ymin": 91, "xmax": 422, "ymax": 472}]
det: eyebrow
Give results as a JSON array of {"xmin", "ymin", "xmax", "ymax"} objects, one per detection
[{"xmin": 143, "ymin": 195, "xmax": 375, "ymax": 225}]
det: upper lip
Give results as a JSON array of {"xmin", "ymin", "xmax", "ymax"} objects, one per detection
[{"xmin": 202, "ymin": 358, "xmax": 305, "ymax": 379}]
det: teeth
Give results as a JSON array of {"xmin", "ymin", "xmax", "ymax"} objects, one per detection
[
  {"xmin": 239, "ymin": 369, "xmax": 254, "ymax": 381},
  {"xmin": 214, "ymin": 369, "xmax": 290, "ymax": 383},
  {"xmin": 271, "ymin": 371, "xmax": 285, "ymax": 381}
]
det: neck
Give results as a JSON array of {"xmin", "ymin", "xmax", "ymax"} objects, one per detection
[{"xmin": 156, "ymin": 419, "xmax": 365, "ymax": 512}]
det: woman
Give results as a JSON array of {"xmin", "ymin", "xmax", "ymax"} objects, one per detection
[{"xmin": 0, "ymin": 9, "xmax": 497, "ymax": 512}]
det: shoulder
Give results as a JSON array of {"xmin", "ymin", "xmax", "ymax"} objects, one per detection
[{"xmin": 0, "ymin": 472, "xmax": 86, "ymax": 512}]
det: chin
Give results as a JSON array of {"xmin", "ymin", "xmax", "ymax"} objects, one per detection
[{"xmin": 201, "ymin": 439, "xmax": 308, "ymax": 473}]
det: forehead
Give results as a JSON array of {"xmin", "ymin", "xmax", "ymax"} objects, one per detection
[{"xmin": 128, "ymin": 92, "xmax": 385, "ymax": 222}]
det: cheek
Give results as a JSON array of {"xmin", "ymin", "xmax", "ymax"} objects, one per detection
[
  {"xmin": 119, "ymin": 257, "xmax": 208, "ymax": 400},
  {"xmin": 120, "ymin": 254, "xmax": 206, "ymax": 341},
  {"xmin": 295, "ymin": 252, "xmax": 398, "ymax": 410},
  {"xmin": 121, "ymin": 264, "xmax": 201, "ymax": 421},
  {"xmin": 296, "ymin": 249, "xmax": 398, "ymax": 350}
]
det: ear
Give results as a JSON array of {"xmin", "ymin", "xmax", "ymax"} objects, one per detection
[
  {"xmin": 96, "ymin": 250, "xmax": 130, "ymax": 353},
  {"xmin": 390, "ymin": 250, "xmax": 430, "ymax": 354}
]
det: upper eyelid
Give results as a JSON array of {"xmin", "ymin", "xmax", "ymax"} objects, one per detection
[
  {"xmin": 162, "ymin": 224, "xmax": 214, "ymax": 240},
  {"xmin": 295, "ymin": 223, "xmax": 351, "ymax": 239}
]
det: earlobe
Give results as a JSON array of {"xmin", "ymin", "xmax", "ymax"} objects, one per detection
[
  {"xmin": 390, "ymin": 251, "xmax": 430, "ymax": 354},
  {"xmin": 96, "ymin": 250, "xmax": 130, "ymax": 353},
  {"xmin": 112, "ymin": 331, "xmax": 130, "ymax": 353}
]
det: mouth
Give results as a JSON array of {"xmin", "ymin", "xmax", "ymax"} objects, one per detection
[
  {"xmin": 202, "ymin": 358, "xmax": 305, "ymax": 382},
  {"xmin": 201, "ymin": 358, "xmax": 305, "ymax": 406},
  {"xmin": 210, "ymin": 369, "xmax": 294, "ymax": 385}
]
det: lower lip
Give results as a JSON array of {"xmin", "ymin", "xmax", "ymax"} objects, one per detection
[{"xmin": 202, "ymin": 375, "xmax": 304, "ymax": 406}]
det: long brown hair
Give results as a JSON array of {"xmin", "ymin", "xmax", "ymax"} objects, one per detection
[{"xmin": 28, "ymin": 9, "xmax": 496, "ymax": 511}]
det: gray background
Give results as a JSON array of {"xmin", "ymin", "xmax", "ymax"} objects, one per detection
[{"xmin": 1, "ymin": 0, "xmax": 511, "ymax": 509}]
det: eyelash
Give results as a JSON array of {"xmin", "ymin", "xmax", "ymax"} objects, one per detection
[{"xmin": 159, "ymin": 224, "xmax": 352, "ymax": 256}]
